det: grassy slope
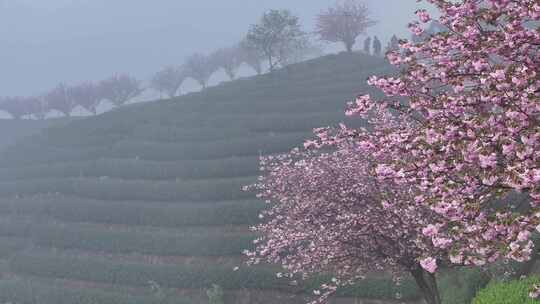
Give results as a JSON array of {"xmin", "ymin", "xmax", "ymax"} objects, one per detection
[{"xmin": 0, "ymin": 53, "xmax": 420, "ymax": 303}]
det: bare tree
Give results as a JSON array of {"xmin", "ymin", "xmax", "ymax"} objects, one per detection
[
  {"xmin": 45, "ymin": 84, "xmax": 75, "ymax": 117},
  {"xmin": 239, "ymin": 40, "xmax": 265, "ymax": 75},
  {"xmin": 315, "ymin": 0, "xmax": 376, "ymax": 53},
  {"xmin": 363, "ymin": 36, "xmax": 371, "ymax": 54},
  {"xmin": 69, "ymin": 82, "xmax": 103, "ymax": 115},
  {"xmin": 151, "ymin": 66, "xmax": 186, "ymax": 98},
  {"xmin": 183, "ymin": 53, "xmax": 218, "ymax": 89},
  {"xmin": 211, "ymin": 46, "xmax": 243, "ymax": 80},
  {"xmin": 99, "ymin": 74, "xmax": 143, "ymax": 107},
  {"xmin": 245, "ymin": 9, "xmax": 308, "ymax": 72}
]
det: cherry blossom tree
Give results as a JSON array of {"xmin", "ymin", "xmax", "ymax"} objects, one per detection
[
  {"xmin": 151, "ymin": 65, "xmax": 187, "ymax": 98},
  {"xmin": 211, "ymin": 47, "xmax": 243, "ymax": 80},
  {"xmin": 0, "ymin": 96, "xmax": 29, "ymax": 119},
  {"xmin": 247, "ymin": 130, "xmax": 458, "ymax": 304},
  {"xmin": 247, "ymin": 0, "xmax": 539, "ymax": 302},
  {"xmin": 239, "ymin": 41, "xmax": 265, "ymax": 75},
  {"xmin": 45, "ymin": 84, "xmax": 75, "ymax": 117},
  {"xmin": 245, "ymin": 9, "xmax": 309, "ymax": 72},
  {"xmin": 69, "ymin": 82, "xmax": 103, "ymax": 115},
  {"xmin": 99, "ymin": 74, "xmax": 143, "ymax": 107},
  {"xmin": 25, "ymin": 96, "xmax": 47, "ymax": 119},
  {"xmin": 183, "ymin": 53, "xmax": 219, "ymax": 89},
  {"xmin": 342, "ymin": 0, "xmax": 539, "ymax": 273},
  {"xmin": 315, "ymin": 0, "xmax": 376, "ymax": 53}
]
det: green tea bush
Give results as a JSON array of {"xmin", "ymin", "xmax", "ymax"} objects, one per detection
[
  {"xmin": 0, "ymin": 218, "xmax": 255, "ymax": 257},
  {"xmin": 0, "ymin": 177, "xmax": 254, "ymax": 202},
  {"xmin": 33, "ymin": 132, "xmax": 124, "ymax": 149},
  {"xmin": 131, "ymin": 124, "xmax": 250, "ymax": 143},
  {"xmin": 163, "ymin": 95, "xmax": 351, "ymax": 116},
  {"xmin": 8, "ymin": 253, "xmax": 290, "ymax": 291},
  {"xmin": 206, "ymin": 284, "xmax": 225, "ymax": 304},
  {"xmin": 33, "ymin": 225, "xmax": 254, "ymax": 257},
  {"xmin": 0, "ymin": 145, "xmax": 108, "ymax": 167},
  {"xmin": 473, "ymin": 276, "xmax": 540, "ymax": 304},
  {"xmin": 0, "ymin": 237, "xmax": 29, "ymax": 258},
  {"xmin": 0, "ymin": 197, "xmax": 264, "ymax": 227},
  {"xmin": 0, "ymin": 279, "xmax": 191, "ymax": 304},
  {"xmin": 197, "ymin": 76, "xmax": 382, "ymax": 104},
  {"xmin": 9, "ymin": 253, "xmax": 420, "ymax": 300},
  {"xmin": 0, "ymin": 156, "xmax": 260, "ymax": 181},
  {"xmin": 110, "ymin": 133, "xmax": 308, "ymax": 161}
]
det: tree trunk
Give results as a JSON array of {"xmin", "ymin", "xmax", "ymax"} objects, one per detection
[
  {"xmin": 344, "ymin": 40, "xmax": 354, "ymax": 53},
  {"xmin": 268, "ymin": 54, "xmax": 275, "ymax": 72},
  {"xmin": 225, "ymin": 69, "xmax": 236, "ymax": 80},
  {"xmin": 255, "ymin": 64, "xmax": 262, "ymax": 75},
  {"xmin": 410, "ymin": 265, "xmax": 441, "ymax": 304}
]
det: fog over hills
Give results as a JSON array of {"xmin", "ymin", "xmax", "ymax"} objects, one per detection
[{"xmin": 0, "ymin": 0, "xmax": 435, "ymax": 96}]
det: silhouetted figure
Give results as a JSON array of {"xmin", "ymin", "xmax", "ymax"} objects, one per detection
[{"xmin": 363, "ymin": 36, "xmax": 372, "ymax": 54}]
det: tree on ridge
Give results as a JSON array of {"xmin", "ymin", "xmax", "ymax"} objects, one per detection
[{"xmin": 315, "ymin": 0, "xmax": 376, "ymax": 53}]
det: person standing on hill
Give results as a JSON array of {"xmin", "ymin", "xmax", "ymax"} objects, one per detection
[{"xmin": 363, "ymin": 36, "xmax": 371, "ymax": 54}]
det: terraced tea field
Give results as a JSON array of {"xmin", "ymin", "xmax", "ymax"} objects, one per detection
[{"xmin": 0, "ymin": 53, "xmax": 427, "ymax": 303}]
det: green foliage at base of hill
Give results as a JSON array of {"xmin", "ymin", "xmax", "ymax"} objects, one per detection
[
  {"xmin": 439, "ymin": 268, "xmax": 491, "ymax": 304},
  {"xmin": 473, "ymin": 276, "xmax": 540, "ymax": 304}
]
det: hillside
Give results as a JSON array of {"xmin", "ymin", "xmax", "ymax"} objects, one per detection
[{"xmin": 0, "ymin": 53, "xmax": 423, "ymax": 304}]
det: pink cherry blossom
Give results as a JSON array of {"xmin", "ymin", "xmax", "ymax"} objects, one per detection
[
  {"xmin": 416, "ymin": 9, "xmax": 432, "ymax": 23},
  {"xmin": 422, "ymin": 224, "xmax": 439, "ymax": 237},
  {"xmin": 517, "ymin": 231, "xmax": 531, "ymax": 242},
  {"xmin": 478, "ymin": 154, "xmax": 498, "ymax": 169},
  {"xmin": 420, "ymin": 257, "xmax": 438, "ymax": 273}
]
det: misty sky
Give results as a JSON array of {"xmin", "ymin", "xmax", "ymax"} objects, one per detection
[{"xmin": 0, "ymin": 0, "xmax": 434, "ymax": 96}]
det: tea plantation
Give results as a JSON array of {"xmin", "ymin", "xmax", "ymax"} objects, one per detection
[{"xmin": 0, "ymin": 53, "xmax": 433, "ymax": 303}]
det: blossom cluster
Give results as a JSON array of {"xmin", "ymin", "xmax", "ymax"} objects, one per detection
[{"xmin": 246, "ymin": 139, "xmax": 451, "ymax": 301}]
